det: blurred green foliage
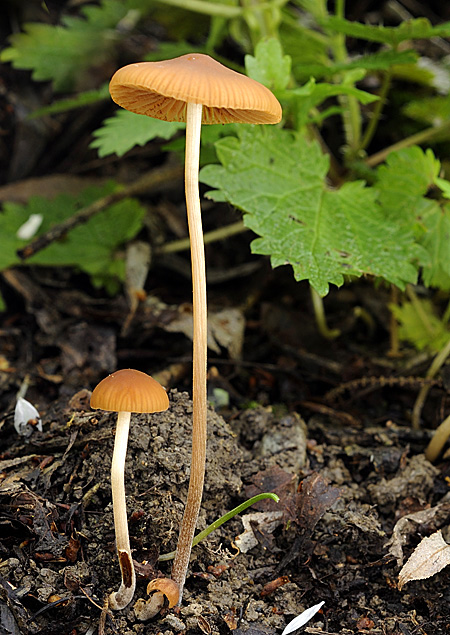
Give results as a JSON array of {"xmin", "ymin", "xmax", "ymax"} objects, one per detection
[{"xmin": 2, "ymin": 0, "xmax": 450, "ymax": 317}]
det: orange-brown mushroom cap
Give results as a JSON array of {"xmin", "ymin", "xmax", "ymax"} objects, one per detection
[
  {"xmin": 90, "ymin": 369, "xmax": 169, "ymax": 413},
  {"xmin": 109, "ymin": 53, "xmax": 282, "ymax": 125}
]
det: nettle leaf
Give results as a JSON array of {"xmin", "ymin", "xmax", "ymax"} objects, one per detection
[
  {"xmin": 1, "ymin": 0, "xmax": 147, "ymax": 91},
  {"xmin": 0, "ymin": 183, "xmax": 146, "ymax": 290},
  {"xmin": 375, "ymin": 146, "xmax": 450, "ymax": 289},
  {"xmin": 201, "ymin": 127, "xmax": 420, "ymax": 296},
  {"xmin": 419, "ymin": 200, "xmax": 450, "ymax": 289},
  {"xmin": 376, "ymin": 147, "xmax": 440, "ymax": 220},
  {"xmin": 91, "ymin": 110, "xmax": 185, "ymax": 157},
  {"xmin": 320, "ymin": 16, "xmax": 450, "ymax": 47},
  {"xmin": 245, "ymin": 38, "xmax": 291, "ymax": 92}
]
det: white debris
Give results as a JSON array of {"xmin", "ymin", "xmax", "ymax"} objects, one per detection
[
  {"xmin": 14, "ymin": 397, "xmax": 42, "ymax": 437},
  {"xmin": 16, "ymin": 214, "xmax": 43, "ymax": 240},
  {"xmin": 234, "ymin": 510, "xmax": 284, "ymax": 553},
  {"xmin": 281, "ymin": 601, "xmax": 325, "ymax": 635}
]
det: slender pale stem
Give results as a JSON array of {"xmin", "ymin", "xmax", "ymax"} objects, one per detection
[
  {"xmin": 109, "ymin": 410, "xmax": 136, "ymax": 610},
  {"xmin": 171, "ymin": 101, "xmax": 207, "ymax": 601}
]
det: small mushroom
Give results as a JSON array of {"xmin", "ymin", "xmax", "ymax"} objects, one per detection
[
  {"xmin": 134, "ymin": 577, "xmax": 180, "ymax": 621},
  {"xmin": 90, "ymin": 368, "xmax": 169, "ymax": 610},
  {"xmin": 109, "ymin": 54, "xmax": 281, "ymax": 599}
]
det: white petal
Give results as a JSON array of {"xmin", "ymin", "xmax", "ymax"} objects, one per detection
[
  {"xmin": 281, "ymin": 601, "xmax": 325, "ymax": 635},
  {"xmin": 16, "ymin": 214, "xmax": 43, "ymax": 240},
  {"xmin": 14, "ymin": 397, "xmax": 42, "ymax": 436}
]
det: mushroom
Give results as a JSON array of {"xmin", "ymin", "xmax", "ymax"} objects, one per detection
[
  {"xmin": 109, "ymin": 53, "xmax": 282, "ymax": 599},
  {"xmin": 90, "ymin": 368, "xmax": 169, "ymax": 610}
]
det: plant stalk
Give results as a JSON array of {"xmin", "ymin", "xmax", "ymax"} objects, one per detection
[
  {"xmin": 110, "ymin": 410, "xmax": 136, "ymax": 610},
  {"xmin": 366, "ymin": 119, "xmax": 450, "ymax": 167},
  {"xmin": 171, "ymin": 102, "xmax": 207, "ymax": 601}
]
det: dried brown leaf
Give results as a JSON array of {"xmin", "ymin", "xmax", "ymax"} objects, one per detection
[{"xmin": 398, "ymin": 530, "xmax": 450, "ymax": 589}]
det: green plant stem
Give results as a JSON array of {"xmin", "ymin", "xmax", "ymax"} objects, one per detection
[
  {"xmin": 155, "ymin": 0, "xmax": 242, "ymax": 18},
  {"xmin": 310, "ymin": 286, "xmax": 340, "ymax": 339},
  {"xmin": 412, "ymin": 338, "xmax": 450, "ymax": 430},
  {"xmin": 366, "ymin": 120, "xmax": 450, "ymax": 167},
  {"xmin": 388, "ymin": 284, "xmax": 400, "ymax": 357},
  {"xmin": 159, "ymin": 221, "xmax": 246, "ymax": 254},
  {"xmin": 331, "ymin": 0, "xmax": 361, "ymax": 151},
  {"xmin": 159, "ymin": 493, "xmax": 279, "ymax": 562},
  {"xmin": 359, "ymin": 70, "xmax": 391, "ymax": 152}
]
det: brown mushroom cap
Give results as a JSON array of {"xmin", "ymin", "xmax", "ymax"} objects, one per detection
[
  {"xmin": 109, "ymin": 53, "xmax": 282, "ymax": 125},
  {"xmin": 90, "ymin": 369, "xmax": 169, "ymax": 413}
]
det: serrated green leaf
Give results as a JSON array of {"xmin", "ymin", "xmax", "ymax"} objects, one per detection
[
  {"xmin": 391, "ymin": 299, "xmax": 450, "ymax": 352},
  {"xmin": 91, "ymin": 110, "xmax": 185, "ymax": 157},
  {"xmin": 0, "ymin": 183, "xmax": 146, "ymax": 290},
  {"xmin": 201, "ymin": 127, "xmax": 421, "ymax": 295},
  {"xmin": 1, "ymin": 22, "xmax": 112, "ymax": 91},
  {"xmin": 245, "ymin": 38, "xmax": 291, "ymax": 92},
  {"xmin": 0, "ymin": 0, "xmax": 150, "ymax": 91},
  {"xmin": 435, "ymin": 177, "xmax": 450, "ymax": 200},
  {"xmin": 376, "ymin": 146, "xmax": 440, "ymax": 220},
  {"xmin": 320, "ymin": 16, "xmax": 450, "ymax": 47},
  {"xmin": 418, "ymin": 200, "xmax": 450, "ymax": 289},
  {"xmin": 375, "ymin": 146, "xmax": 450, "ymax": 289}
]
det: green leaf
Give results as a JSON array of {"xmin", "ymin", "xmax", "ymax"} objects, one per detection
[
  {"xmin": 0, "ymin": 183, "xmax": 146, "ymax": 290},
  {"xmin": 435, "ymin": 177, "xmax": 450, "ymax": 200},
  {"xmin": 391, "ymin": 299, "xmax": 450, "ymax": 352},
  {"xmin": 320, "ymin": 16, "xmax": 450, "ymax": 47},
  {"xmin": 418, "ymin": 201, "xmax": 450, "ymax": 289},
  {"xmin": 0, "ymin": 0, "xmax": 149, "ymax": 91},
  {"xmin": 376, "ymin": 147, "xmax": 440, "ymax": 221},
  {"xmin": 201, "ymin": 127, "xmax": 421, "ymax": 295},
  {"xmin": 245, "ymin": 38, "xmax": 291, "ymax": 92},
  {"xmin": 404, "ymin": 95, "xmax": 450, "ymax": 126},
  {"xmin": 375, "ymin": 146, "xmax": 450, "ymax": 290},
  {"xmin": 285, "ymin": 78, "xmax": 378, "ymax": 128},
  {"xmin": 91, "ymin": 110, "xmax": 185, "ymax": 157}
]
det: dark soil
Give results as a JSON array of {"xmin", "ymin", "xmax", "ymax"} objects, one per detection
[{"xmin": 1, "ymin": 274, "xmax": 450, "ymax": 635}]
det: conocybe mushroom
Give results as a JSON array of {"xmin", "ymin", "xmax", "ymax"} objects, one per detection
[
  {"xmin": 90, "ymin": 368, "xmax": 169, "ymax": 610},
  {"xmin": 109, "ymin": 53, "xmax": 281, "ymax": 599}
]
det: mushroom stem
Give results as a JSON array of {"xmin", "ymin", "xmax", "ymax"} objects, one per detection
[
  {"xmin": 171, "ymin": 101, "xmax": 207, "ymax": 600},
  {"xmin": 109, "ymin": 410, "xmax": 136, "ymax": 610}
]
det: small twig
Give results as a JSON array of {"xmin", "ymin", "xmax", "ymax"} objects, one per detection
[
  {"xmin": 158, "ymin": 220, "xmax": 246, "ymax": 254},
  {"xmin": 17, "ymin": 164, "xmax": 183, "ymax": 260},
  {"xmin": 325, "ymin": 374, "xmax": 442, "ymax": 403},
  {"xmin": 366, "ymin": 120, "xmax": 450, "ymax": 167}
]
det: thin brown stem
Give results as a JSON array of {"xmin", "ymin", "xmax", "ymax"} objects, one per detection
[{"xmin": 171, "ymin": 101, "xmax": 207, "ymax": 601}]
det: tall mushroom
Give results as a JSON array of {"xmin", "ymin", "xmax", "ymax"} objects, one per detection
[
  {"xmin": 90, "ymin": 368, "xmax": 169, "ymax": 610},
  {"xmin": 109, "ymin": 53, "xmax": 282, "ymax": 599}
]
